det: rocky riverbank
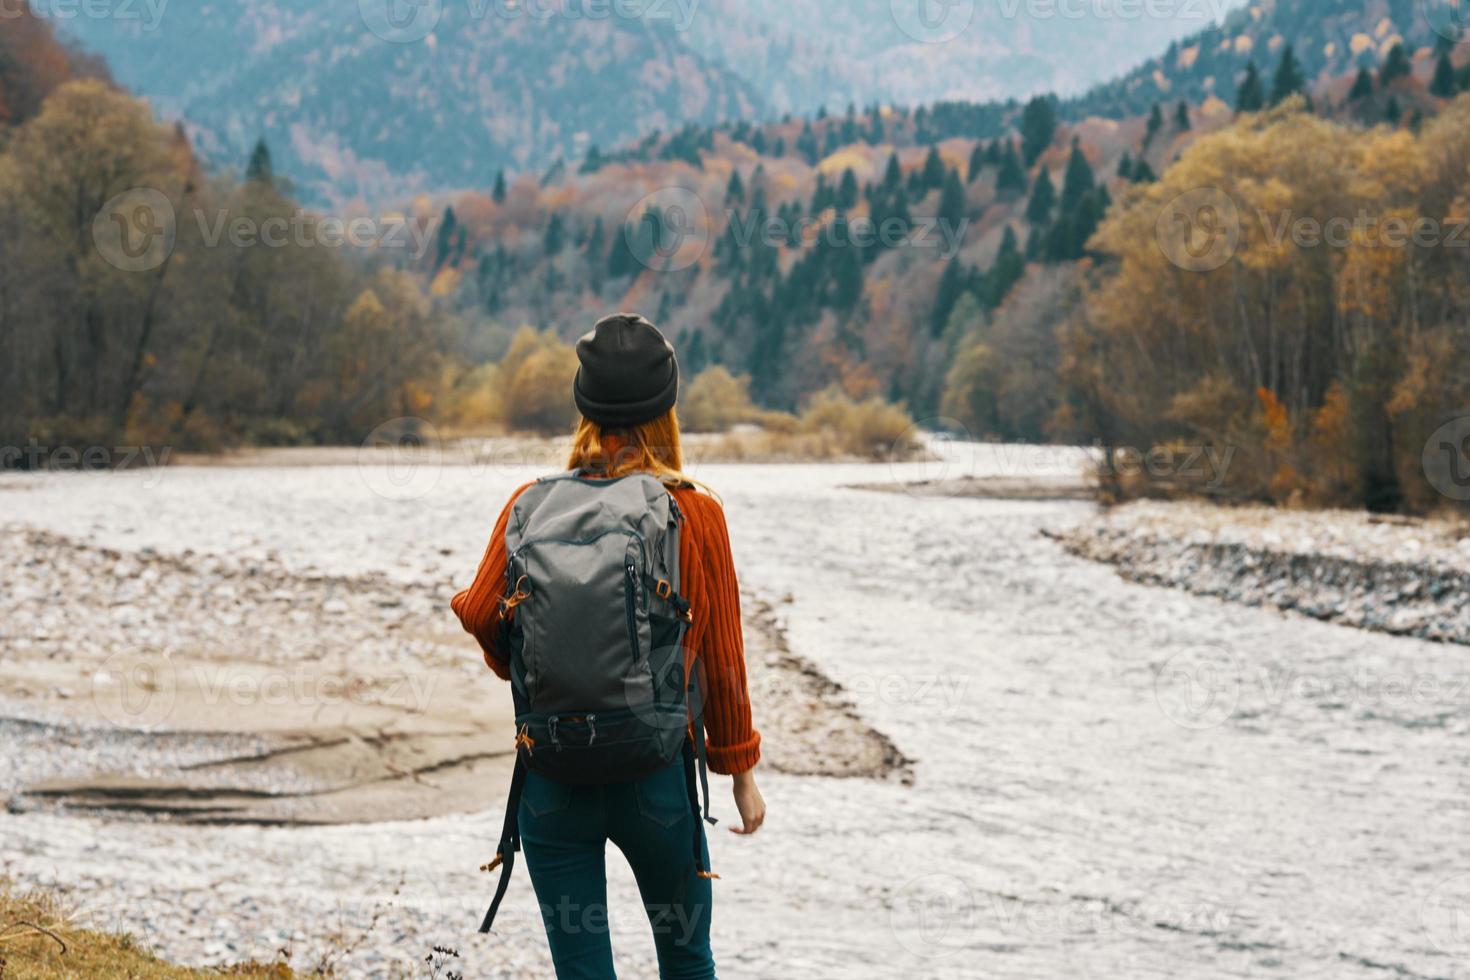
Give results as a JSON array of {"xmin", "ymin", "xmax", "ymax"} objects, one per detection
[
  {"xmin": 1054, "ymin": 501, "xmax": 1470, "ymax": 645},
  {"xmin": 0, "ymin": 526, "xmax": 906, "ymax": 826}
]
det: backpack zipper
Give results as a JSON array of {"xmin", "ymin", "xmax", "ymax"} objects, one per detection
[
  {"xmin": 625, "ymin": 560, "xmax": 642, "ymax": 664},
  {"xmin": 510, "ymin": 530, "xmax": 647, "ymax": 571}
]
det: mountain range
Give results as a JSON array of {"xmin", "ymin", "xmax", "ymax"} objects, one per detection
[
  {"xmin": 55, "ymin": 0, "xmax": 1243, "ymax": 203},
  {"xmin": 1069, "ymin": 0, "xmax": 1461, "ymax": 117}
]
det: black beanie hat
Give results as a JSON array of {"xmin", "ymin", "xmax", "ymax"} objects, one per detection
[{"xmin": 572, "ymin": 313, "xmax": 679, "ymax": 427}]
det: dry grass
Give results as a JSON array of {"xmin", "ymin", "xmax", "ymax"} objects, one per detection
[
  {"xmin": 684, "ymin": 427, "xmax": 920, "ymax": 463},
  {"xmin": 0, "ymin": 881, "xmax": 295, "ymax": 979}
]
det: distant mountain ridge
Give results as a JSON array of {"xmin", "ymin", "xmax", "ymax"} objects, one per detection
[
  {"xmin": 687, "ymin": 0, "xmax": 1247, "ymax": 109},
  {"xmin": 55, "ymin": 0, "xmax": 1237, "ymax": 203},
  {"xmin": 59, "ymin": 1, "xmax": 761, "ymax": 204},
  {"xmin": 1069, "ymin": 0, "xmax": 1458, "ymax": 117}
]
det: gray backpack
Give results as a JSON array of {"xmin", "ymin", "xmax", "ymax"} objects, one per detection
[{"xmin": 479, "ymin": 472, "xmax": 716, "ymax": 933}]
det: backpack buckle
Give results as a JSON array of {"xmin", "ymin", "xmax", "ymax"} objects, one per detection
[
  {"xmin": 655, "ymin": 579, "xmax": 673, "ymax": 600},
  {"xmin": 502, "ymin": 575, "xmax": 532, "ymax": 613}
]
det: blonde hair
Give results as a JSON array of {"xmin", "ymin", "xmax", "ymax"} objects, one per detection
[{"xmin": 566, "ymin": 409, "xmax": 715, "ymax": 498}]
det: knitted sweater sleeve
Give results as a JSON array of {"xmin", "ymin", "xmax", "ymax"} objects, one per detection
[
  {"xmin": 676, "ymin": 488, "xmax": 761, "ymax": 775},
  {"xmin": 450, "ymin": 483, "xmax": 532, "ymax": 680}
]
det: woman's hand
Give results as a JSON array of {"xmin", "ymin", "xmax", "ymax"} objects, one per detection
[{"xmin": 729, "ymin": 770, "xmax": 766, "ymax": 835}]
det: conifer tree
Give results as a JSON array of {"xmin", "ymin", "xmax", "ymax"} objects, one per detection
[
  {"xmin": 1058, "ymin": 138, "xmax": 1095, "ymax": 215},
  {"xmin": 493, "ymin": 169, "xmax": 507, "ymax": 203},
  {"xmin": 1143, "ymin": 104, "xmax": 1163, "ymax": 147},
  {"xmin": 866, "ymin": 113, "xmax": 884, "ymax": 145},
  {"xmin": 922, "ymin": 146, "xmax": 946, "ymax": 191},
  {"xmin": 1020, "ymin": 94, "xmax": 1058, "ymax": 166},
  {"xmin": 811, "ymin": 173, "xmax": 834, "ymax": 213},
  {"xmin": 838, "ymin": 168, "xmax": 860, "ymax": 210},
  {"xmin": 726, "ymin": 169, "xmax": 745, "ymax": 205},
  {"xmin": 1431, "ymin": 51, "xmax": 1458, "ymax": 97},
  {"xmin": 883, "ymin": 152, "xmax": 903, "ymax": 192},
  {"xmin": 585, "ymin": 216, "xmax": 605, "ymax": 263},
  {"xmin": 1025, "ymin": 168, "xmax": 1055, "ymax": 224},
  {"xmin": 931, "ymin": 257, "xmax": 968, "ymax": 337},
  {"xmin": 906, "ymin": 168, "xmax": 925, "ymax": 199},
  {"xmin": 1349, "ymin": 67, "xmax": 1374, "ymax": 100},
  {"xmin": 831, "ymin": 244, "xmax": 864, "ymax": 311},
  {"xmin": 1024, "ymin": 225, "xmax": 1043, "ymax": 261},
  {"xmin": 246, "ymin": 137, "xmax": 273, "ymax": 184},
  {"xmin": 984, "ymin": 225, "xmax": 1025, "ymax": 309},
  {"xmin": 1380, "ymin": 44, "xmax": 1411, "ymax": 86},
  {"xmin": 1269, "ymin": 44, "xmax": 1306, "ymax": 105},
  {"xmin": 544, "ymin": 213, "xmax": 565, "ymax": 255},
  {"xmin": 435, "ymin": 206, "xmax": 458, "ymax": 269},
  {"xmin": 995, "ymin": 141, "xmax": 1028, "ymax": 197},
  {"xmin": 938, "ymin": 169, "xmax": 966, "ymax": 229},
  {"xmin": 1175, "ymin": 100, "xmax": 1191, "ymax": 130},
  {"xmin": 1236, "ymin": 61, "xmax": 1264, "ymax": 111},
  {"xmin": 968, "ymin": 142, "xmax": 986, "ymax": 183},
  {"xmin": 797, "ymin": 122, "xmax": 820, "ymax": 164},
  {"xmin": 608, "ymin": 222, "xmax": 639, "ymax": 277}
]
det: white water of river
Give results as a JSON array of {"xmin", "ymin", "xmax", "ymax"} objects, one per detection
[{"xmin": 2, "ymin": 441, "xmax": 1468, "ymax": 978}]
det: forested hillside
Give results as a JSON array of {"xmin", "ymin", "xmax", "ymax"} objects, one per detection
[
  {"xmin": 57, "ymin": 0, "xmax": 1227, "ymax": 203},
  {"xmin": 6, "ymin": 0, "xmax": 1470, "ymax": 513},
  {"xmin": 1071, "ymin": 0, "xmax": 1464, "ymax": 117},
  {"xmin": 0, "ymin": 12, "xmax": 455, "ymax": 459},
  {"xmin": 409, "ymin": 14, "xmax": 1470, "ymax": 511}
]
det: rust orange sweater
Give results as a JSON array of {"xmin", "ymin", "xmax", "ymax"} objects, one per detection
[{"xmin": 451, "ymin": 482, "xmax": 761, "ymax": 775}]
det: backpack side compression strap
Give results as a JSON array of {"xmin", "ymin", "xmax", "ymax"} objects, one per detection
[
  {"xmin": 680, "ymin": 705, "xmax": 720, "ymax": 882},
  {"xmin": 478, "ymin": 754, "xmax": 527, "ymax": 934}
]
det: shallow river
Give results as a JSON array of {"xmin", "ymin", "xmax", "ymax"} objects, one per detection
[{"xmin": 2, "ymin": 441, "xmax": 1467, "ymax": 979}]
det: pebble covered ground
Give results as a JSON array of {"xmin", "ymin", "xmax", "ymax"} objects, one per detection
[
  {"xmin": 0, "ymin": 520, "xmax": 905, "ymax": 977},
  {"xmin": 1057, "ymin": 501, "xmax": 1470, "ymax": 644},
  {"xmin": 6, "ymin": 448, "xmax": 1470, "ymax": 978}
]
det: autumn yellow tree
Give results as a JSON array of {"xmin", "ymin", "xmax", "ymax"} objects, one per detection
[{"xmin": 1072, "ymin": 94, "xmax": 1470, "ymax": 511}]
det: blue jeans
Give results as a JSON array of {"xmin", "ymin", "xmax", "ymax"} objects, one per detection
[{"xmin": 519, "ymin": 758, "xmax": 716, "ymax": 979}]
